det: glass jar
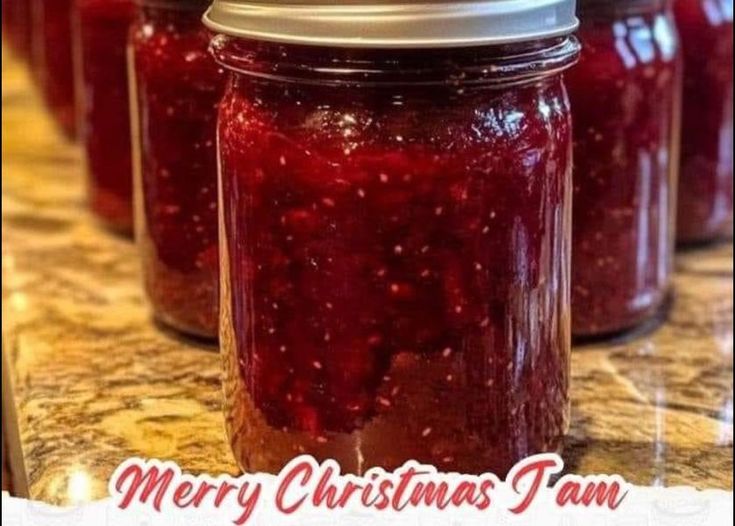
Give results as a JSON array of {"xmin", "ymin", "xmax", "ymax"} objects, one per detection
[
  {"xmin": 32, "ymin": 0, "xmax": 77, "ymax": 138},
  {"xmin": 567, "ymin": 0, "xmax": 682, "ymax": 337},
  {"xmin": 674, "ymin": 0, "xmax": 733, "ymax": 244},
  {"xmin": 130, "ymin": 0, "xmax": 226, "ymax": 338},
  {"xmin": 208, "ymin": 0, "xmax": 579, "ymax": 475},
  {"xmin": 2, "ymin": 0, "xmax": 32, "ymax": 59},
  {"xmin": 75, "ymin": 0, "xmax": 135, "ymax": 234}
]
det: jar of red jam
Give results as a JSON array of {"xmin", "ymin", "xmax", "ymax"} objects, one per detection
[
  {"xmin": 674, "ymin": 0, "xmax": 733, "ymax": 244},
  {"xmin": 2, "ymin": 0, "xmax": 32, "ymax": 59},
  {"xmin": 567, "ymin": 0, "xmax": 682, "ymax": 337},
  {"xmin": 206, "ymin": 0, "xmax": 580, "ymax": 476},
  {"xmin": 130, "ymin": 0, "xmax": 226, "ymax": 338},
  {"xmin": 31, "ymin": 0, "xmax": 77, "ymax": 138},
  {"xmin": 75, "ymin": 0, "xmax": 135, "ymax": 234}
]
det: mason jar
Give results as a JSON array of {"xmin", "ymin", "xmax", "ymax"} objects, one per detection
[
  {"xmin": 32, "ymin": 0, "xmax": 78, "ymax": 138},
  {"xmin": 75, "ymin": 0, "xmax": 135, "ymax": 233},
  {"xmin": 674, "ymin": 0, "xmax": 733, "ymax": 244},
  {"xmin": 207, "ymin": 0, "xmax": 579, "ymax": 476},
  {"xmin": 2, "ymin": 0, "xmax": 32, "ymax": 59},
  {"xmin": 567, "ymin": 0, "xmax": 682, "ymax": 337},
  {"xmin": 130, "ymin": 0, "xmax": 226, "ymax": 338}
]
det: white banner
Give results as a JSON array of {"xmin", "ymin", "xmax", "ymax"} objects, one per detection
[{"xmin": 2, "ymin": 455, "xmax": 732, "ymax": 525}]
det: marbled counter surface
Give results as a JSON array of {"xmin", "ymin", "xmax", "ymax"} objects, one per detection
[{"xmin": 2, "ymin": 51, "xmax": 732, "ymax": 506}]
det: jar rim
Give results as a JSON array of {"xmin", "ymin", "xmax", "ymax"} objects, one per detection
[{"xmin": 203, "ymin": 1, "xmax": 579, "ymax": 49}]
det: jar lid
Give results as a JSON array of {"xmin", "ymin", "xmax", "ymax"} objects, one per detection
[{"xmin": 203, "ymin": 1, "xmax": 579, "ymax": 48}]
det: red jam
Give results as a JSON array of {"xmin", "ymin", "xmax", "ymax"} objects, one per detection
[
  {"xmin": 214, "ymin": 37, "xmax": 579, "ymax": 475},
  {"xmin": 674, "ymin": 0, "xmax": 733, "ymax": 244},
  {"xmin": 32, "ymin": 0, "xmax": 77, "ymax": 138},
  {"xmin": 567, "ymin": 0, "xmax": 682, "ymax": 337},
  {"xmin": 2, "ymin": 0, "xmax": 32, "ymax": 59},
  {"xmin": 130, "ymin": 0, "xmax": 225, "ymax": 338},
  {"xmin": 75, "ymin": 0, "xmax": 135, "ymax": 234}
]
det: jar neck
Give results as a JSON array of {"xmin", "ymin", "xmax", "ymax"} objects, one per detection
[
  {"xmin": 578, "ymin": 0, "xmax": 672, "ymax": 18},
  {"xmin": 210, "ymin": 36, "xmax": 581, "ymax": 88}
]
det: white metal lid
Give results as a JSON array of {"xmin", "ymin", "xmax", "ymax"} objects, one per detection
[{"xmin": 203, "ymin": 0, "xmax": 579, "ymax": 48}]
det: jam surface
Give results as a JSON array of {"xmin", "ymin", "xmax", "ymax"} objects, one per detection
[
  {"xmin": 131, "ymin": 1, "xmax": 225, "ymax": 338},
  {"xmin": 33, "ymin": 0, "xmax": 77, "ymax": 138},
  {"xmin": 76, "ymin": 0, "xmax": 135, "ymax": 233},
  {"xmin": 216, "ymin": 39, "xmax": 576, "ymax": 476},
  {"xmin": 567, "ymin": 1, "xmax": 681, "ymax": 337},
  {"xmin": 674, "ymin": 0, "xmax": 734, "ymax": 243}
]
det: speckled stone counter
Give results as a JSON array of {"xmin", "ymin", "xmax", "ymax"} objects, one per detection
[{"xmin": 2, "ymin": 50, "xmax": 732, "ymax": 506}]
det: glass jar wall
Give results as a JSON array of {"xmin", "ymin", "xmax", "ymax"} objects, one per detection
[
  {"xmin": 674, "ymin": 0, "xmax": 733, "ymax": 244},
  {"xmin": 32, "ymin": 0, "xmax": 77, "ymax": 138},
  {"xmin": 567, "ymin": 0, "xmax": 682, "ymax": 337},
  {"xmin": 212, "ymin": 32, "xmax": 579, "ymax": 476},
  {"xmin": 130, "ymin": 0, "xmax": 225, "ymax": 338},
  {"xmin": 75, "ymin": 0, "xmax": 135, "ymax": 234}
]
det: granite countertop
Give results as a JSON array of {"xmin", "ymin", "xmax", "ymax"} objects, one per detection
[{"xmin": 2, "ymin": 50, "xmax": 733, "ymax": 506}]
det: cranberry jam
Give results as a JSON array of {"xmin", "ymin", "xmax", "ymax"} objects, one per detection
[
  {"xmin": 567, "ymin": 0, "xmax": 682, "ymax": 337},
  {"xmin": 75, "ymin": 0, "xmax": 135, "ymax": 234},
  {"xmin": 208, "ymin": 0, "xmax": 580, "ymax": 476},
  {"xmin": 33, "ymin": 0, "xmax": 77, "ymax": 138},
  {"xmin": 2, "ymin": 0, "xmax": 32, "ymax": 59},
  {"xmin": 674, "ymin": 0, "xmax": 733, "ymax": 244},
  {"xmin": 131, "ymin": 0, "xmax": 226, "ymax": 338}
]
